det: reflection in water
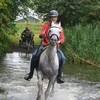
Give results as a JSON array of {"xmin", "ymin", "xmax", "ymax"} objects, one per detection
[{"xmin": 0, "ymin": 52, "xmax": 100, "ymax": 100}]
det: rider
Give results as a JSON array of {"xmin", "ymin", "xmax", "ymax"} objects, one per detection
[
  {"xmin": 24, "ymin": 10, "xmax": 66, "ymax": 83},
  {"xmin": 21, "ymin": 27, "xmax": 32, "ymax": 42}
]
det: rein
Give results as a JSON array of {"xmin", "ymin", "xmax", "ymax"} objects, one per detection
[{"xmin": 49, "ymin": 26, "xmax": 60, "ymax": 40}]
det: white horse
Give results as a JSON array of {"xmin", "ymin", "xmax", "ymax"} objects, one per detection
[{"xmin": 37, "ymin": 22, "xmax": 61, "ymax": 100}]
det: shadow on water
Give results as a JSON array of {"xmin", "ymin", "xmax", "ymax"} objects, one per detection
[{"xmin": 0, "ymin": 51, "xmax": 100, "ymax": 100}]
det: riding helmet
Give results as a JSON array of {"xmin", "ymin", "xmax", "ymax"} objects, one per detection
[{"xmin": 49, "ymin": 10, "xmax": 58, "ymax": 17}]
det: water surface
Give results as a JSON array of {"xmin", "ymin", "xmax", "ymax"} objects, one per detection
[{"xmin": 0, "ymin": 52, "xmax": 100, "ymax": 100}]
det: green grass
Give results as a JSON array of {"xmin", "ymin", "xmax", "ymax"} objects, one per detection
[{"xmin": 63, "ymin": 24, "xmax": 100, "ymax": 65}]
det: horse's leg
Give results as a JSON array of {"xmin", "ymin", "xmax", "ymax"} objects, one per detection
[
  {"xmin": 45, "ymin": 76, "xmax": 56, "ymax": 100},
  {"xmin": 37, "ymin": 71, "xmax": 43, "ymax": 100},
  {"xmin": 51, "ymin": 77, "xmax": 56, "ymax": 94},
  {"xmin": 27, "ymin": 39, "xmax": 30, "ymax": 50},
  {"xmin": 28, "ymin": 41, "xmax": 30, "ymax": 50},
  {"xmin": 26, "ymin": 40, "xmax": 28, "ymax": 48}
]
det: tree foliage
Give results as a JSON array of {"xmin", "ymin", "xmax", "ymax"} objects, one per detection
[
  {"xmin": 0, "ymin": 0, "xmax": 34, "ymax": 33},
  {"xmin": 0, "ymin": 0, "xmax": 34, "ymax": 54},
  {"xmin": 64, "ymin": 24, "xmax": 100, "ymax": 64},
  {"xmin": 33, "ymin": 0, "xmax": 100, "ymax": 27}
]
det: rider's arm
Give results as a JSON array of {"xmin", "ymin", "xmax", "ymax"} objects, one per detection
[
  {"xmin": 39, "ymin": 25, "xmax": 46, "ymax": 39},
  {"xmin": 59, "ymin": 27, "xmax": 65, "ymax": 44}
]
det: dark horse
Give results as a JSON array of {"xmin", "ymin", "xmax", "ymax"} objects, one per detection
[{"xmin": 19, "ymin": 31, "xmax": 34, "ymax": 50}]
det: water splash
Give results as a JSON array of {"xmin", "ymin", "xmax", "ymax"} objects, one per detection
[{"xmin": 0, "ymin": 52, "xmax": 100, "ymax": 100}]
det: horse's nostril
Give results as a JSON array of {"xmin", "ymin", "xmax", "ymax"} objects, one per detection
[{"xmin": 53, "ymin": 39, "xmax": 57, "ymax": 41}]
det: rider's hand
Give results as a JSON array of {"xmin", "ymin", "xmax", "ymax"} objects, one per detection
[
  {"xmin": 58, "ymin": 40, "xmax": 61, "ymax": 44},
  {"xmin": 39, "ymin": 34, "xmax": 45, "ymax": 38}
]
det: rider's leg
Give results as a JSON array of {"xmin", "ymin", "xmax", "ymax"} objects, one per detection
[
  {"xmin": 24, "ymin": 46, "xmax": 44, "ymax": 81},
  {"xmin": 57, "ymin": 49, "xmax": 66, "ymax": 83}
]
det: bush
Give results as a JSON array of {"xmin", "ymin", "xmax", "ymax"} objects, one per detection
[{"xmin": 0, "ymin": 33, "xmax": 12, "ymax": 55}]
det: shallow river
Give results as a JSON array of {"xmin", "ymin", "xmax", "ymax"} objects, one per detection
[{"xmin": 0, "ymin": 52, "xmax": 100, "ymax": 100}]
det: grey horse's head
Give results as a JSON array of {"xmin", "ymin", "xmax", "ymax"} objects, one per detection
[{"xmin": 48, "ymin": 22, "xmax": 61, "ymax": 46}]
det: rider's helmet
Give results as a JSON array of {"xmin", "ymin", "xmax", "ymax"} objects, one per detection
[
  {"xmin": 49, "ymin": 10, "xmax": 58, "ymax": 17},
  {"xmin": 25, "ymin": 27, "xmax": 29, "ymax": 31}
]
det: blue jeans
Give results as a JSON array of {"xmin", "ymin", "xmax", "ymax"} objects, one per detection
[
  {"xmin": 57, "ymin": 49, "xmax": 66, "ymax": 65},
  {"xmin": 31, "ymin": 46, "xmax": 44, "ymax": 61},
  {"xmin": 31, "ymin": 46, "xmax": 66, "ymax": 66}
]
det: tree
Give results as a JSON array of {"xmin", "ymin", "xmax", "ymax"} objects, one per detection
[
  {"xmin": 33, "ymin": 0, "xmax": 100, "ymax": 27},
  {"xmin": 0, "ymin": 0, "xmax": 34, "ymax": 33}
]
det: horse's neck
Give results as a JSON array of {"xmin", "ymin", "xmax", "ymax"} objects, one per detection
[{"xmin": 46, "ymin": 45, "xmax": 57, "ymax": 60}]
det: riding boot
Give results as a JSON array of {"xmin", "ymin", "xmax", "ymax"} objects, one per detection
[
  {"xmin": 24, "ymin": 48, "xmax": 43, "ymax": 81},
  {"xmin": 57, "ymin": 65, "xmax": 65, "ymax": 84},
  {"xmin": 24, "ymin": 59, "xmax": 35, "ymax": 81}
]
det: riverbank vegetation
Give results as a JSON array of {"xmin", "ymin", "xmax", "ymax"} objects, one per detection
[
  {"xmin": 62, "ymin": 24, "xmax": 100, "ymax": 65},
  {"xmin": 0, "ymin": 33, "xmax": 12, "ymax": 55}
]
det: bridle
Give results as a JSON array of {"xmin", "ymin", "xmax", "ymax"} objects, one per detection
[
  {"xmin": 48, "ymin": 26, "xmax": 60, "ymax": 41},
  {"xmin": 49, "ymin": 34, "xmax": 59, "ymax": 41}
]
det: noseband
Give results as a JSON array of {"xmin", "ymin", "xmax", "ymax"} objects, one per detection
[
  {"xmin": 49, "ymin": 26, "xmax": 60, "ymax": 41},
  {"xmin": 49, "ymin": 34, "xmax": 59, "ymax": 41}
]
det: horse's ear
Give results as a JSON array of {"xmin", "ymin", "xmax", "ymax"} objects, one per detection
[
  {"xmin": 51, "ymin": 21, "xmax": 55, "ymax": 26},
  {"xmin": 58, "ymin": 22, "xmax": 61, "ymax": 27}
]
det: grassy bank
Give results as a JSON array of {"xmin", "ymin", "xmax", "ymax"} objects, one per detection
[{"xmin": 63, "ymin": 24, "xmax": 100, "ymax": 65}]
